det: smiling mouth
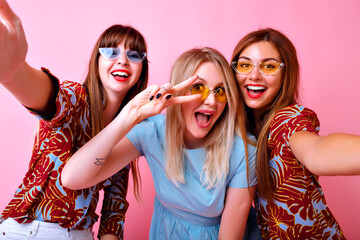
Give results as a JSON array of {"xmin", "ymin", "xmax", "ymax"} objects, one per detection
[
  {"xmin": 111, "ymin": 71, "xmax": 130, "ymax": 81},
  {"xmin": 194, "ymin": 112, "xmax": 213, "ymax": 128},
  {"xmin": 246, "ymin": 85, "xmax": 266, "ymax": 98}
]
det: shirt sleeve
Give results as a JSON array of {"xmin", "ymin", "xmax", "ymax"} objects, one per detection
[
  {"xmin": 270, "ymin": 105, "xmax": 320, "ymax": 146},
  {"xmin": 228, "ymin": 136, "xmax": 258, "ymax": 188},
  {"xmin": 98, "ymin": 165, "xmax": 130, "ymax": 239},
  {"xmin": 27, "ymin": 68, "xmax": 88, "ymax": 128},
  {"xmin": 126, "ymin": 115, "xmax": 163, "ymax": 156}
]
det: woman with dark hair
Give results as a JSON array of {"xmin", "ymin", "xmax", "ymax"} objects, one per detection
[
  {"xmin": 0, "ymin": 0, "xmax": 148, "ymax": 239},
  {"xmin": 231, "ymin": 28, "xmax": 360, "ymax": 239}
]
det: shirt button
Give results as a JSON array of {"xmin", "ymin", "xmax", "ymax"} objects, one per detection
[
  {"xmin": 2, "ymin": 232, "xmax": 5, "ymax": 235},
  {"xmin": 30, "ymin": 231, "xmax": 33, "ymax": 235}
]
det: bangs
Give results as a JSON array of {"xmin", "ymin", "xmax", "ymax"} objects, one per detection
[{"xmin": 98, "ymin": 25, "xmax": 146, "ymax": 52}]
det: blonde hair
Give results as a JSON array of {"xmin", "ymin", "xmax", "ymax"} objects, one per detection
[{"xmin": 165, "ymin": 47, "xmax": 247, "ymax": 188}]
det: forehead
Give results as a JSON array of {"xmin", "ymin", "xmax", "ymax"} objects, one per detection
[
  {"xmin": 195, "ymin": 62, "xmax": 224, "ymax": 86},
  {"xmin": 240, "ymin": 41, "xmax": 280, "ymax": 60}
]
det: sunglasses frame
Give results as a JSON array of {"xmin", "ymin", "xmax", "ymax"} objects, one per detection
[
  {"xmin": 231, "ymin": 60, "xmax": 284, "ymax": 75},
  {"xmin": 99, "ymin": 47, "xmax": 147, "ymax": 63},
  {"xmin": 189, "ymin": 83, "xmax": 227, "ymax": 103}
]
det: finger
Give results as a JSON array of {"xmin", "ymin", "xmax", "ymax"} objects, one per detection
[
  {"xmin": 171, "ymin": 75, "xmax": 198, "ymax": 93},
  {"xmin": 166, "ymin": 94, "xmax": 201, "ymax": 106},
  {"xmin": 161, "ymin": 83, "xmax": 172, "ymax": 91},
  {"xmin": 0, "ymin": 0, "xmax": 17, "ymax": 24},
  {"xmin": 154, "ymin": 95, "xmax": 171, "ymax": 112},
  {"xmin": 155, "ymin": 82, "xmax": 173, "ymax": 99},
  {"xmin": 148, "ymin": 85, "xmax": 160, "ymax": 101}
]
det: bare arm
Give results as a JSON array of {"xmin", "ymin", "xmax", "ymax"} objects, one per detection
[
  {"xmin": 0, "ymin": 0, "xmax": 54, "ymax": 112},
  {"xmin": 61, "ymin": 76, "xmax": 201, "ymax": 190},
  {"xmin": 289, "ymin": 131, "xmax": 360, "ymax": 175},
  {"xmin": 99, "ymin": 234, "xmax": 119, "ymax": 240},
  {"xmin": 218, "ymin": 186, "xmax": 255, "ymax": 240}
]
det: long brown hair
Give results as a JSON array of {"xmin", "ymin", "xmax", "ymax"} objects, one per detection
[
  {"xmin": 83, "ymin": 25, "xmax": 148, "ymax": 200},
  {"xmin": 231, "ymin": 28, "xmax": 300, "ymax": 201}
]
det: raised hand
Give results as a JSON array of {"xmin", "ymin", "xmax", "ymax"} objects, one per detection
[
  {"xmin": 0, "ymin": 0, "xmax": 27, "ymax": 83},
  {"xmin": 128, "ymin": 75, "xmax": 201, "ymax": 122}
]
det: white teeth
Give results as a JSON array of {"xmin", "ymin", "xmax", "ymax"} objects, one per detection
[
  {"xmin": 112, "ymin": 71, "xmax": 130, "ymax": 78},
  {"xmin": 247, "ymin": 85, "xmax": 265, "ymax": 90}
]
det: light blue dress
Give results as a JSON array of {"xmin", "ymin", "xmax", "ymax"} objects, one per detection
[{"xmin": 126, "ymin": 115, "xmax": 257, "ymax": 240}]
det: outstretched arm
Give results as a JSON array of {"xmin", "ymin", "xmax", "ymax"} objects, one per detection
[
  {"xmin": 0, "ymin": 0, "xmax": 55, "ymax": 112},
  {"xmin": 290, "ymin": 131, "xmax": 360, "ymax": 175},
  {"xmin": 219, "ymin": 186, "xmax": 256, "ymax": 240},
  {"xmin": 61, "ymin": 76, "xmax": 201, "ymax": 190}
]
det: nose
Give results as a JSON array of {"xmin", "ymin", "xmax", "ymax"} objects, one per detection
[
  {"xmin": 117, "ymin": 51, "xmax": 129, "ymax": 65},
  {"xmin": 203, "ymin": 91, "xmax": 217, "ymax": 105},
  {"xmin": 249, "ymin": 65, "xmax": 262, "ymax": 81}
]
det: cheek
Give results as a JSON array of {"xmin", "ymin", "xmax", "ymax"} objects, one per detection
[
  {"xmin": 235, "ymin": 75, "xmax": 246, "ymax": 87},
  {"xmin": 133, "ymin": 63, "xmax": 143, "ymax": 79},
  {"xmin": 218, "ymin": 103, "xmax": 226, "ymax": 116},
  {"xmin": 270, "ymin": 76, "xmax": 283, "ymax": 95},
  {"xmin": 181, "ymin": 101, "xmax": 202, "ymax": 121},
  {"xmin": 180, "ymin": 103, "xmax": 190, "ymax": 121},
  {"xmin": 98, "ymin": 59, "xmax": 112, "ymax": 76}
]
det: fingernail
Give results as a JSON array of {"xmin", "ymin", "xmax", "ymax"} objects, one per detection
[
  {"xmin": 149, "ymin": 96, "xmax": 154, "ymax": 101},
  {"xmin": 166, "ymin": 95, "xmax": 172, "ymax": 100},
  {"xmin": 156, "ymin": 93, "xmax": 162, "ymax": 99}
]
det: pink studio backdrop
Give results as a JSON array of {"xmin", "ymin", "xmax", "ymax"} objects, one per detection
[{"xmin": 1, "ymin": 0, "xmax": 360, "ymax": 239}]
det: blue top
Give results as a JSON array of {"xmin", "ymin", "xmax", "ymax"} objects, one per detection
[{"xmin": 126, "ymin": 114, "xmax": 257, "ymax": 239}]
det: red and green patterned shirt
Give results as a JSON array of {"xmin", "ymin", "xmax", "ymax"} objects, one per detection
[
  {"xmin": 255, "ymin": 104, "xmax": 345, "ymax": 240},
  {"xmin": 0, "ymin": 69, "xmax": 129, "ymax": 239}
]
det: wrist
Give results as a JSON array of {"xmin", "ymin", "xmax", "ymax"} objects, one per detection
[{"xmin": 124, "ymin": 99, "xmax": 145, "ymax": 123}]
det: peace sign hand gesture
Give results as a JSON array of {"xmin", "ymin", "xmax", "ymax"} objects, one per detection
[{"xmin": 127, "ymin": 75, "xmax": 201, "ymax": 123}]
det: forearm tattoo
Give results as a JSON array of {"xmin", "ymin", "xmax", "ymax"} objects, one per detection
[{"xmin": 94, "ymin": 149, "xmax": 112, "ymax": 166}]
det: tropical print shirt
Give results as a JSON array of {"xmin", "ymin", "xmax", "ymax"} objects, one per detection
[
  {"xmin": 255, "ymin": 104, "xmax": 345, "ymax": 240},
  {"xmin": 0, "ymin": 69, "xmax": 129, "ymax": 239}
]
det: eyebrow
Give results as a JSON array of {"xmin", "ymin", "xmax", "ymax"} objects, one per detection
[
  {"xmin": 196, "ymin": 76, "xmax": 224, "ymax": 88},
  {"xmin": 197, "ymin": 76, "xmax": 207, "ymax": 82},
  {"xmin": 238, "ymin": 56, "xmax": 281, "ymax": 62}
]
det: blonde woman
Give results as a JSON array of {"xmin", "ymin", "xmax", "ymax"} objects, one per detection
[{"xmin": 62, "ymin": 47, "xmax": 257, "ymax": 239}]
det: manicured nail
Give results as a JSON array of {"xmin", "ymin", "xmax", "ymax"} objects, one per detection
[
  {"xmin": 156, "ymin": 93, "xmax": 162, "ymax": 99},
  {"xmin": 149, "ymin": 96, "xmax": 154, "ymax": 101},
  {"xmin": 166, "ymin": 95, "xmax": 172, "ymax": 100}
]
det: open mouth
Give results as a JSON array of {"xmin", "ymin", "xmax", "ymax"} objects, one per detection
[
  {"xmin": 111, "ymin": 70, "xmax": 131, "ymax": 81},
  {"xmin": 246, "ymin": 85, "xmax": 266, "ymax": 98},
  {"xmin": 194, "ymin": 112, "xmax": 213, "ymax": 128}
]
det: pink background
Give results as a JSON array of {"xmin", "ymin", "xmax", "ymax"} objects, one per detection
[{"xmin": 1, "ymin": 0, "xmax": 360, "ymax": 239}]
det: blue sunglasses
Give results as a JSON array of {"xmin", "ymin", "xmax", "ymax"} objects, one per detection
[{"xmin": 99, "ymin": 47, "xmax": 147, "ymax": 63}]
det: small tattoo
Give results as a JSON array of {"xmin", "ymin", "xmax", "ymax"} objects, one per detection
[{"xmin": 94, "ymin": 150, "xmax": 112, "ymax": 166}]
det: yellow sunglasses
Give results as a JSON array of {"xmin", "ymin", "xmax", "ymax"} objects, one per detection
[
  {"xmin": 189, "ymin": 83, "xmax": 227, "ymax": 103},
  {"xmin": 232, "ymin": 58, "xmax": 284, "ymax": 75}
]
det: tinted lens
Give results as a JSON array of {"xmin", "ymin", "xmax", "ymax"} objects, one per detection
[
  {"xmin": 99, "ymin": 47, "xmax": 121, "ymax": 60},
  {"xmin": 214, "ymin": 87, "xmax": 227, "ymax": 102},
  {"xmin": 236, "ymin": 60, "xmax": 253, "ymax": 74},
  {"xmin": 190, "ymin": 83, "xmax": 209, "ymax": 101},
  {"xmin": 190, "ymin": 84, "xmax": 226, "ymax": 102},
  {"xmin": 126, "ymin": 50, "xmax": 146, "ymax": 62},
  {"xmin": 259, "ymin": 60, "xmax": 281, "ymax": 74}
]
